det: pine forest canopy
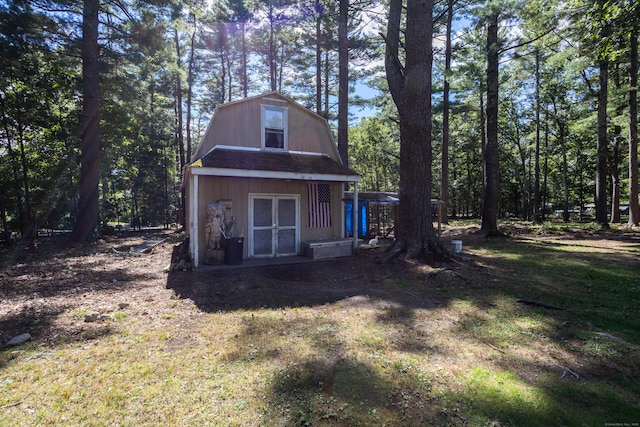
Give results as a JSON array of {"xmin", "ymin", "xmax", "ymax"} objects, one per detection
[{"xmin": 0, "ymin": 0, "xmax": 638, "ymax": 245}]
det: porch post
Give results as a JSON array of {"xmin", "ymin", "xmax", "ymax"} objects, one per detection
[
  {"xmin": 191, "ymin": 174, "xmax": 199, "ymax": 267},
  {"xmin": 353, "ymin": 181, "xmax": 359, "ymax": 254}
]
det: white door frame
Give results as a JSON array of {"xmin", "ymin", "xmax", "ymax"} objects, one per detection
[{"xmin": 248, "ymin": 193, "xmax": 300, "ymax": 258}]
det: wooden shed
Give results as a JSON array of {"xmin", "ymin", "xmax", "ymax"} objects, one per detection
[{"xmin": 185, "ymin": 92, "xmax": 361, "ymax": 267}]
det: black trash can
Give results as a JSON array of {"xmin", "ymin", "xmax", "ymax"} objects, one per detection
[{"xmin": 224, "ymin": 237, "xmax": 244, "ymax": 265}]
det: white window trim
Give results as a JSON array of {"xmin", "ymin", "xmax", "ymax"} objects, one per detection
[{"xmin": 261, "ymin": 104, "xmax": 288, "ymax": 151}]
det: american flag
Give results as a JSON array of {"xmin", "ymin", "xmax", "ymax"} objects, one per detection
[{"xmin": 308, "ymin": 182, "xmax": 332, "ymax": 228}]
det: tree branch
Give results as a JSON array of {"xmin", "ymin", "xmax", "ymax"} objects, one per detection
[
  {"xmin": 581, "ymin": 70, "xmax": 597, "ymax": 97},
  {"xmin": 384, "ymin": 0, "xmax": 405, "ymax": 106},
  {"xmin": 498, "ymin": 28, "xmax": 555, "ymax": 55}
]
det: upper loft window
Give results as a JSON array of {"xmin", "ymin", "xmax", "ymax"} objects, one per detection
[{"xmin": 262, "ymin": 106, "xmax": 288, "ymax": 150}]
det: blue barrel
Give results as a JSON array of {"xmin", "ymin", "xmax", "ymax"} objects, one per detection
[{"xmin": 345, "ymin": 202, "xmax": 367, "ymax": 238}]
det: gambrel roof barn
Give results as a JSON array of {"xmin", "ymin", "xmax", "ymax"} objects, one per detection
[{"xmin": 185, "ymin": 92, "xmax": 361, "ymax": 267}]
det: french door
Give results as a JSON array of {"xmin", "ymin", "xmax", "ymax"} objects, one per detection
[{"xmin": 249, "ymin": 194, "xmax": 299, "ymax": 258}]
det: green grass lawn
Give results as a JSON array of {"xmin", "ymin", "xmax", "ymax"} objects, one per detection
[{"xmin": 1, "ymin": 222, "xmax": 639, "ymax": 426}]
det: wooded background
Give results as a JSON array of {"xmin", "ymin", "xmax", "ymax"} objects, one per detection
[{"xmin": 1, "ymin": 0, "xmax": 638, "ymax": 243}]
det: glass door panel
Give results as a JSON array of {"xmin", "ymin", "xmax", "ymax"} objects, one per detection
[
  {"xmin": 276, "ymin": 198, "xmax": 297, "ymax": 255},
  {"xmin": 277, "ymin": 229, "xmax": 296, "ymax": 255},
  {"xmin": 253, "ymin": 198, "xmax": 273, "ymax": 226},
  {"xmin": 278, "ymin": 199, "xmax": 296, "ymax": 226},
  {"xmin": 252, "ymin": 197, "xmax": 274, "ymax": 257},
  {"xmin": 250, "ymin": 195, "xmax": 299, "ymax": 258}
]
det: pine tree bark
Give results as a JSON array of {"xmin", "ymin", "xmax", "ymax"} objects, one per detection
[
  {"xmin": 532, "ymin": 50, "xmax": 542, "ymax": 223},
  {"xmin": 268, "ymin": 6, "xmax": 277, "ymax": 92},
  {"xmin": 0, "ymin": 195, "xmax": 8, "ymax": 243},
  {"xmin": 610, "ymin": 126, "xmax": 621, "ymax": 223},
  {"xmin": 186, "ymin": 15, "xmax": 196, "ymax": 164},
  {"xmin": 555, "ymin": 103, "xmax": 570, "ymax": 223},
  {"xmin": 0, "ymin": 96, "xmax": 24, "ymax": 233},
  {"xmin": 338, "ymin": 0, "xmax": 349, "ymax": 167},
  {"xmin": 441, "ymin": 0, "xmax": 453, "ymax": 225},
  {"xmin": 315, "ymin": 0, "xmax": 322, "ymax": 116},
  {"xmin": 174, "ymin": 27, "xmax": 186, "ymax": 227},
  {"xmin": 596, "ymin": 59, "xmax": 609, "ymax": 227},
  {"xmin": 629, "ymin": 31, "xmax": 639, "ymax": 226},
  {"xmin": 241, "ymin": 20, "xmax": 248, "ymax": 98},
  {"xmin": 595, "ymin": 0, "xmax": 610, "ymax": 228},
  {"xmin": 385, "ymin": 0, "xmax": 443, "ymax": 261},
  {"xmin": 480, "ymin": 12, "xmax": 501, "ymax": 238},
  {"xmin": 17, "ymin": 125, "xmax": 33, "ymax": 237},
  {"xmin": 71, "ymin": 0, "xmax": 100, "ymax": 242}
]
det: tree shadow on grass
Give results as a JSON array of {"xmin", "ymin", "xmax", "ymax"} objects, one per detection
[
  {"xmin": 1, "ymin": 258, "xmax": 157, "ymax": 354},
  {"xmin": 0, "ymin": 303, "xmax": 117, "ymax": 372},
  {"xmin": 1, "ymin": 235, "xmax": 164, "ymax": 363},
  {"xmin": 263, "ymin": 356, "xmax": 442, "ymax": 426},
  {"xmin": 166, "ymin": 254, "xmax": 400, "ymax": 312},
  {"xmin": 224, "ymin": 311, "xmax": 444, "ymax": 425},
  {"xmin": 168, "ymin": 236, "xmax": 640, "ymax": 425}
]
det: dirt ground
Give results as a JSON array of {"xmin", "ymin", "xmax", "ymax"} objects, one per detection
[
  {"xmin": 0, "ymin": 224, "xmax": 636, "ymax": 348},
  {"xmin": 0, "ymin": 229, "xmax": 463, "ymax": 344}
]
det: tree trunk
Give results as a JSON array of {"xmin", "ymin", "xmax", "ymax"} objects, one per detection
[
  {"xmin": 315, "ymin": 0, "xmax": 322, "ymax": 115},
  {"xmin": 131, "ymin": 191, "xmax": 140, "ymax": 231},
  {"xmin": 532, "ymin": 50, "xmax": 542, "ymax": 223},
  {"xmin": 17, "ymin": 125, "xmax": 34, "ymax": 237},
  {"xmin": 596, "ymin": 59, "xmax": 609, "ymax": 227},
  {"xmin": 561, "ymin": 124, "xmax": 569, "ymax": 222},
  {"xmin": 609, "ymin": 123, "xmax": 622, "ymax": 223},
  {"xmin": 451, "ymin": 149, "xmax": 458, "ymax": 218},
  {"xmin": 542, "ymin": 108, "xmax": 549, "ymax": 221},
  {"xmin": 277, "ymin": 44, "xmax": 284, "ymax": 92},
  {"xmin": 629, "ymin": 31, "xmax": 639, "ymax": 226},
  {"xmin": 324, "ymin": 51, "xmax": 329, "ymax": 117},
  {"xmin": 174, "ymin": 29, "xmax": 185, "ymax": 170},
  {"xmin": 0, "ymin": 195, "xmax": 8, "ymax": 243},
  {"xmin": 218, "ymin": 25, "xmax": 228, "ymax": 106},
  {"xmin": 162, "ymin": 138, "xmax": 169, "ymax": 228},
  {"xmin": 71, "ymin": 0, "xmax": 100, "ymax": 243},
  {"xmin": 609, "ymin": 62, "xmax": 626, "ymax": 224},
  {"xmin": 441, "ymin": 0, "xmax": 453, "ymax": 225},
  {"xmin": 552, "ymin": 98, "xmax": 570, "ymax": 221},
  {"xmin": 101, "ymin": 174, "xmax": 109, "ymax": 231},
  {"xmin": 0, "ymin": 95, "xmax": 25, "ymax": 233},
  {"xmin": 268, "ymin": 7, "xmax": 276, "ymax": 92},
  {"xmin": 241, "ymin": 21, "xmax": 248, "ymax": 98},
  {"xmin": 227, "ymin": 41, "xmax": 233, "ymax": 102},
  {"xmin": 186, "ymin": 16, "xmax": 196, "ymax": 164},
  {"xmin": 385, "ymin": 0, "xmax": 443, "ymax": 261},
  {"xmin": 338, "ymin": 0, "xmax": 349, "ymax": 167},
  {"xmin": 174, "ymin": 27, "xmax": 186, "ymax": 228},
  {"xmin": 466, "ymin": 149, "xmax": 473, "ymax": 216},
  {"xmin": 579, "ymin": 149, "xmax": 585, "ymax": 221},
  {"xmin": 513, "ymin": 122, "xmax": 527, "ymax": 220},
  {"xmin": 477, "ymin": 88, "xmax": 485, "ymax": 218},
  {"xmin": 480, "ymin": 12, "xmax": 501, "ymax": 238}
]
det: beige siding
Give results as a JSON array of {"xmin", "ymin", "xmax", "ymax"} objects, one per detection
[
  {"xmin": 198, "ymin": 100, "xmax": 261, "ymax": 155},
  {"xmin": 287, "ymin": 106, "xmax": 337, "ymax": 158},
  {"xmin": 194, "ymin": 93, "xmax": 341, "ymax": 162},
  {"xmin": 194, "ymin": 176, "xmax": 345, "ymax": 262}
]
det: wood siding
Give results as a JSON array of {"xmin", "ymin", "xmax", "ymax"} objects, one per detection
[
  {"xmin": 194, "ymin": 93, "xmax": 341, "ymax": 162},
  {"xmin": 194, "ymin": 176, "xmax": 345, "ymax": 262}
]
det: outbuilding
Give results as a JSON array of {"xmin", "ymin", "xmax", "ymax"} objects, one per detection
[{"xmin": 184, "ymin": 92, "xmax": 361, "ymax": 267}]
